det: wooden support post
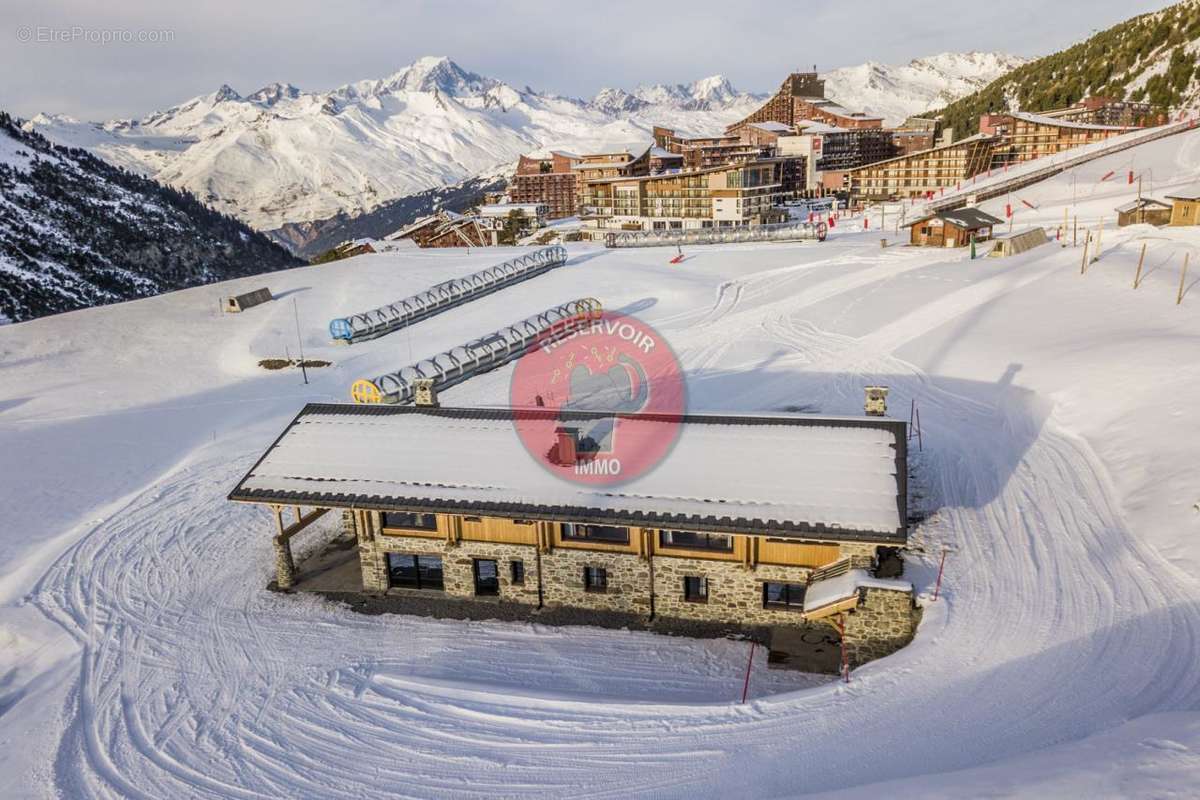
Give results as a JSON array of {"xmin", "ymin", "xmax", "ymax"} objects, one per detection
[
  {"xmin": 1093, "ymin": 219, "xmax": 1103, "ymax": 262},
  {"xmin": 270, "ymin": 505, "xmax": 296, "ymax": 591},
  {"xmin": 1179, "ymin": 253, "xmax": 1191, "ymax": 305},
  {"xmin": 1073, "ymin": 217, "xmax": 1077, "ymax": 247},
  {"xmin": 1134, "ymin": 243, "xmax": 1146, "ymax": 289},
  {"xmin": 1062, "ymin": 207, "xmax": 1068, "ymax": 247},
  {"xmin": 1080, "ymin": 233, "xmax": 1090, "ymax": 274}
]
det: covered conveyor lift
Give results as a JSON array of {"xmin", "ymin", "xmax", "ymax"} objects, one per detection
[
  {"xmin": 350, "ymin": 298, "xmax": 602, "ymax": 405},
  {"xmin": 328, "ymin": 245, "xmax": 569, "ymax": 344},
  {"xmin": 605, "ymin": 220, "xmax": 826, "ymax": 248}
]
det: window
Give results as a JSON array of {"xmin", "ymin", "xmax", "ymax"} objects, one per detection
[
  {"xmin": 562, "ymin": 524, "xmax": 630, "ymax": 544},
  {"xmin": 683, "ymin": 576, "xmax": 708, "ymax": 603},
  {"xmin": 473, "ymin": 559, "xmax": 499, "ymax": 596},
  {"xmin": 583, "ymin": 566, "xmax": 607, "ymax": 592},
  {"xmin": 387, "ymin": 554, "xmax": 444, "ymax": 590},
  {"xmin": 763, "ymin": 582, "xmax": 806, "ymax": 609},
  {"xmin": 510, "ymin": 560, "xmax": 526, "ymax": 585},
  {"xmin": 659, "ymin": 531, "xmax": 733, "ymax": 552},
  {"xmin": 381, "ymin": 512, "xmax": 438, "ymax": 531}
]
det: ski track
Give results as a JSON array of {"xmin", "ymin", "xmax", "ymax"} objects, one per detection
[{"xmin": 27, "ymin": 248, "xmax": 1200, "ymax": 798}]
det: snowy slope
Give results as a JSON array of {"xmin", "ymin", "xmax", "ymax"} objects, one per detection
[
  {"xmin": 26, "ymin": 53, "xmax": 1018, "ymax": 231},
  {"xmin": 0, "ymin": 112, "xmax": 301, "ymax": 322},
  {"xmin": 824, "ymin": 52, "xmax": 1027, "ymax": 127},
  {"xmin": 3, "ymin": 126, "xmax": 1199, "ymax": 798}
]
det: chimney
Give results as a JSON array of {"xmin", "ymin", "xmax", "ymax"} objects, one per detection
[
  {"xmin": 413, "ymin": 378, "xmax": 439, "ymax": 408},
  {"xmin": 864, "ymin": 386, "xmax": 889, "ymax": 417},
  {"xmin": 554, "ymin": 426, "xmax": 578, "ymax": 465}
]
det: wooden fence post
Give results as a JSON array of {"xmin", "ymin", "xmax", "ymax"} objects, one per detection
[
  {"xmin": 1134, "ymin": 243, "xmax": 1146, "ymax": 288},
  {"xmin": 1179, "ymin": 253, "xmax": 1190, "ymax": 305},
  {"xmin": 1080, "ymin": 232, "xmax": 1091, "ymax": 274}
]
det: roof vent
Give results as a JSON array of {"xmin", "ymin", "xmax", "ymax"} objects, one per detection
[
  {"xmin": 864, "ymin": 386, "xmax": 889, "ymax": 417},
  {"xmin": 413, "ymin": 379, "xmax": 439, "ymax": 408}
]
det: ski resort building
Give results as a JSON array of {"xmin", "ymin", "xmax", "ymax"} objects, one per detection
[
  {"xmin": 845, "ymin": 134, "xmax": 998, "ymax": 201},
  {"xmin": 1115, "ymin": 197, "xmax": 1172, "ymax": 227},
  {"xmin": 1040, "ymin": 97, "xmax": 1155, "ymax": 128},
  {"xmin": 1164, "ymin": 185, "xmax": 1200, "ymax": 226},
  {"xmin": 511, "ymin": 152, "xmax": 581, "ymax": 219},
  {"xmin": 577, "ymin": 159, "xmax": 793, "ymax": 237},
  {"xmin": 229, "ymin": 403, "xmax": 918, "ymax": 668},
  {"xmin": 726, "ymin": 72, "xmax": 883, "ymax": 135},
  {"xmin": 980, "ymin": 111, "xmax": 1134, "ymax": 165},
  {"xmin": 386, "ymin": 211, "xmax": 489, "ymax": 248},
  {"xmin": 904, "ymin": 208, "xmax": 1003, "ymax": 248}
]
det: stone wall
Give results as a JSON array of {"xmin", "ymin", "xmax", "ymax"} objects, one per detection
[
  {"xmin": 540, "ymin": 547, "xmax": 652, "ymax": 615},
  {"xmin": 651, "ymin": 555, "xmax": 819, "ymax": 627},
  {"xmin": 837, "ymin": 541, "xmax": 882, "ymax": 560},
  {"xmin": 342, "ymin": 514, "xmax": 917, "ymax": 669},
  {"xmin": 351, "ymin": 516, "xmax": 539, "ymax": 605},
  {"xmin": 841, "ymin": 587, "xmax": 918, "ymax": 667}
]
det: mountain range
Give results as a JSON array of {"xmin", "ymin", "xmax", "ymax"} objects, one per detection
[
  {"xmin": 0, "ymin": 112, "xmax": 301, "ymax": 323},
  {"xmin": 26, "ymin": 53, "xmax": 1024, "ymax": 234}
]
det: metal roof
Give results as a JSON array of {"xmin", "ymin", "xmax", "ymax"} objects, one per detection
[
  {"xmin": 905, "ymin": 207, "xmax": 1004, "ymax": 229},
  {"xmin": 229, "ymin": 404, "xmax": 908, "ymax": 543}
]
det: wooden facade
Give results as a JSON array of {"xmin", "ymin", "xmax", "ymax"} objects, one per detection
[
  {"xmin": 1165, "ymin": 190, "xmax": 1200, "ymax": 226},
  {"xmin": 906, "ymin": 209, "xmax": 1003, "ymax": 248},
  {"xmin": 1116, "ymin": 198, "xmax": 1172, "ymax": 227},
  {"xmin": 847, "ymin": 135, "xmax": 997, "ymax": 201}
]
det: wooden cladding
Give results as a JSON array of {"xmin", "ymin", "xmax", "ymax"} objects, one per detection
[
  {"xmin": 758, "ymin": 539, "xmax": 841, "ymax": 568},
  {"xmin": 374, "ymin": 512, "xmax": 857, "ymax": 567}
]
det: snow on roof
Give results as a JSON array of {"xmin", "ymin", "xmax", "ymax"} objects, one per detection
[
  {"xmin": 792, "ymin": 119, "xmax": 847, "ymax": 135},
  {"xmin": 1115, "ymin": 197, "xmax": 1171, "ymax": 212},
  {"xmin": 1164, "ymin": 184, "xmax": 1200, "ymax": 201},
  {"xmin": 649, "ymin": 146, "xmax": 683, "ymax": 158},
  {"xmin": 1010, "ymin": 111, "xmax": 1129, "ymax": 131},
  {"xmin": 906, "ymin": 207, "xmax": 1003, "ymax": 229},
  {"xmin": 804, "ymin": 568, "xmax": 912, "ymax": 613},
  {"xmin": 749, "ymin": 121, "xmax": 793, "ymax": 133},
  {"xmin": 230, "ymin": 405, "xmax": 907, "ymax": 540},
  {"xmin": 478, "ymin": 203, "xmax": 545, "ymax": 216}
]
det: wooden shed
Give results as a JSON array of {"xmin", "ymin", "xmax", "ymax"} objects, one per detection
[
  {"xmin": 988, "ymin": 227, "xmax": 1047, "ymax": 258},
  {"xmin": 225, "ymin": 288, "xmax": 273, "ymax": 313},
  {"xmin": 1164, "ymin": 186, "xmax": 1200, "ymax": 226},
  {"xmin": 1115, "ymin": 198, "xmax": 1171, "ymax": 227},
  {"xmin": 904, "ymin": 208, "xmax": 1004, "ymax": 248}
]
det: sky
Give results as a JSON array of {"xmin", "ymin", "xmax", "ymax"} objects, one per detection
[{"xmin": 0, "ymin": 0, "xmax": 1179, "ymax": 121}]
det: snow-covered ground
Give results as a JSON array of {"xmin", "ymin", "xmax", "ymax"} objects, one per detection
[{"xmin": 2, "ymin": 129, "xmax": 1199, "ymax": 797}]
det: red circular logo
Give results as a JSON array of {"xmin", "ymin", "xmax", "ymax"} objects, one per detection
[{"xmin": 510, "ymin": 310, "xmax": 686, "ymax": 486}]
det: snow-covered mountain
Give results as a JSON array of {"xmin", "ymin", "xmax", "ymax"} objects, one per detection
[
  {"xmin": 27, "ymin": 53, "xmax": 1020, "ymax": 231},
  {"xmin": 823, "ymin": 52, "xmax": 1028, "ymax": 128},
  {"xmin": 0, "ymin": 111, "xmax": 300, "ymax": 322}
]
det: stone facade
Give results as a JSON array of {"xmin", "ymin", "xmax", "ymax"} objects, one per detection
[
  {"xmin": 340, "ymin": 514, "xmax": 917, "ymax": 668},
  {"xmin": 540, "ymin": 547, "xmax": 652, "ymax": 615},
  {"xmin": 651, "ymin": 555, "xmax": 816, "ymax": 627},
  {"xmin": 840, "ymin": 587, "xmax": 918, "ymax": 667},
  {"xmin": 351, "ymin": 512, "xmax": 540, "ymax": 605}
]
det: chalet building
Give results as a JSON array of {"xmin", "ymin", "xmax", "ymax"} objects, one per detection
[
  {"xmin": 332, "ymin": 239, "xmax": 376, "ymax": 259},
  {"xmin": 1115, "ymin": 197, "xmax": 1172, "ymax": 227},
  {"xmin": 846, "ymin": 134, "xmax": 997, "ymax": 201},
  {"xmin": 981, "ymin": 111, "xmax": 1133, "ymax": 166},
  {"xmin": 726, "ymin": 72, "xmax": 883, "ymax": 135},
  {"xmin": 386, "ymin": 211, "xmax": 489, "ymax": 248},
  {"xmin": 1164, "ymin": 186, "xmax": 1200, "ymax": 226},
  {"xmin": 511, "ymin": 152, "xmax": 581, "ymax": 219},
  {"xmin": 578, "ymin": 159, "xmax": 793, "ymax": 237},
  {"xmin": 1041, "ymin": 97, "xmax": 1154, "ymax": 128},
  {"xmin": 229, "ymin": 403, "xmax": 918, "ymax": 668},
  {"xmin": 904, "ymin": 208, "xmax": 1003, "ymax": 247}
]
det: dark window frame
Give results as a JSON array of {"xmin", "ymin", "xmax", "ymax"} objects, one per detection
[
  {"xmin": 510, "ymin": 560, "xmax": 526, "ymax": 585},
  {"xmin": 762, "ymin": 581, "xmax": 806, "ymax": 609},
  {"xmin": 387, "ymin": 553, "xmax": 445, "ymax": 591},
  {"xmin": 683, "ymin": 575, "xmax": 708, "ymax": 603},
  {"xmin": 381, "ymin": 512, "xmax": 439, "ymax": 531},
  {"xmin": 473, "ymin": 558, "xmax": 499, "ymax": 596},
  {"xmin": 562, "ymin": 523, "xmax": 630, "ymax": 545},
  {"xmin": 658, "ymin": 530, "xmax": 734, "ymax": 552},
  {"xmin": 583, "ymin": 566, "xmax": 608, "ymax": 592}
]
